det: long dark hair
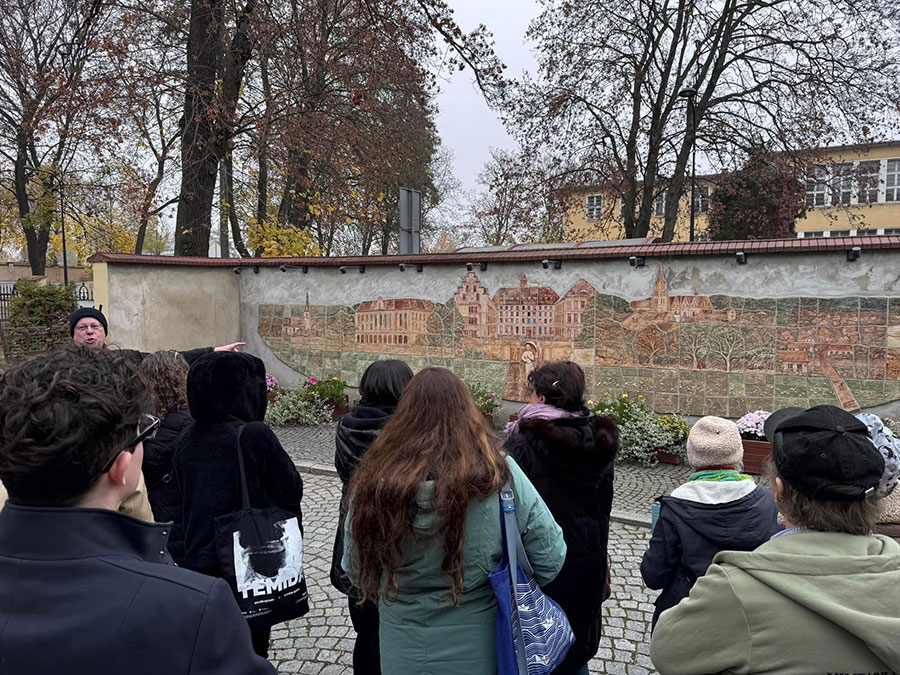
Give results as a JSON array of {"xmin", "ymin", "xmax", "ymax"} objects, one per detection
[
  {"xmin": 139, "ymin": 351, "xmax": 189, "ymax": 418},
  {"xmin": 348, "ymin": 368, "xmax": 509, "ymax": 605},
  {"xmin": 359, "ymin": 359, "xmax": 413, "ymax": 406}
]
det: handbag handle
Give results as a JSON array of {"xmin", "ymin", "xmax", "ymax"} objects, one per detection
[
  {"xmin": 500, "ymin": 481, "xmax": 529, "ymax": 675},
  {"xmin": 235, "ymin": 424, "xmax": 251, "ymax": 510}
]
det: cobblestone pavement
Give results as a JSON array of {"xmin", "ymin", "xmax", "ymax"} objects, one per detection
[
  {"xmin": 270, "ymin": 472, "xmax": 659, "ymax": 675},
  {"xmin": 275, "ymin": 425, "xmax": 695, "ymax": 523}
]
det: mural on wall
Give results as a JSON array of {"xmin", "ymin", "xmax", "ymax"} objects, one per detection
[{"xmin": 258, "ymin": 269, "xmax": 900, "ymax": 417}]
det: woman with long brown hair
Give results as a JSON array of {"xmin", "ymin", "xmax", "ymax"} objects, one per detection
[{"xmin": 343, "ymin": 367, "xmax": 566, "ymax": 674}]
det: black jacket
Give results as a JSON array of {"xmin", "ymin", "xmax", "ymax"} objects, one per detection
[
  {"xmin": 143, "ymin": 408, "xmax": 193, "ymax": 564},
  {"xmin": 174, "ymin": 352, "xmax": 304, "ymax": 571},
  {"xmin": 640, "ymin": 482, "xmax": 782, "ymax": 628},
  {"xmin": 0, "ymin": 504, "xmax": 274, "ymax": 674},
  {"xmin": 505, "ymin": 414, "xmax": 618, "ymax": 675},
  {"xmin": 330, "ymin": 401, "xmax": 395, "ymax": 594},
  {"xmin": 109, "ymin": 346, "xmax": 213, "ymax": 367}
]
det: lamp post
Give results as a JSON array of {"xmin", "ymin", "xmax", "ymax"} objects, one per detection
[
  {"xmin": 57, "ymin": 172, "xmax": 69, "ymax": 286},
  {"xmin": 678, "ymin": 87, "xmax": 698, "ymax": 242}
]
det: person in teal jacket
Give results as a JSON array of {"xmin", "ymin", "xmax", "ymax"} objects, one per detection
[{"xmin": 342, "ymin": 367, "xmax": 567, "ymax": 675}]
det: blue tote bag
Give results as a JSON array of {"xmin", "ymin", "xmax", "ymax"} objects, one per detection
[{"xmin": 489, "ymin": 481, "xmax": 574, "ymax": 675}]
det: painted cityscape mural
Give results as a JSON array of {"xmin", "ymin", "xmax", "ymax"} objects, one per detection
[{"xmin": 258, "ymin": 267, "xmax": 900, "ymax": 416}]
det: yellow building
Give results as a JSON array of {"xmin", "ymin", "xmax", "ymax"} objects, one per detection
[
  {"xmin": 566, "ymin": 140, "xmax": 900, "ymax": 242},
  {"xmin": 798, "ymin": 141, "xmax": 900, "ymax": 237},
  {"xmin": 565, "ymin": 178, "xmax": 714, "ymax": 243}
]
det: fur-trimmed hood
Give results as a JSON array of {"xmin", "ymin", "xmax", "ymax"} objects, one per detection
[{"xmin": 514, "ymin": 414, "xmax": 618, "ymax": 479}]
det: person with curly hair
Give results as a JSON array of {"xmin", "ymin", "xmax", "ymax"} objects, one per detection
[
  {"xmin": 139, "ymin": 351, "xmax": 194, "ymax": 564},
  {"xmin": 342, "ymin": 367, "xmax": 567, "ymax": 675},
  {"xmin": 0, "ymin": 347, "xmax": 274, "ymax": 674}
]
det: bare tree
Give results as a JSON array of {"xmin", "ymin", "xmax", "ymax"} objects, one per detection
[{"xmin": 513, "ymin": 0, "xmax": 900, "ymax": 240}]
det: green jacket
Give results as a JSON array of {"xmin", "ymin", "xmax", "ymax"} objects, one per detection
[
  {"xmin": 651, "ymin": 531, "xmax": 900, "ymax": 675},
  {"xmin": 343, "ymin": 455, "xmax": 567, "ymax": 675}
]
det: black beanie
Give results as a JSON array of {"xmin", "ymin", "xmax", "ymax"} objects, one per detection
[{"xmin": 68, "ymin": 307, "xmax": 108, "ymax": 337}]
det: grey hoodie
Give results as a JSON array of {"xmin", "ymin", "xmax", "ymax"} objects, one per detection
[{"xmin": 651, "ymin": 530, "xmax": 900, "ymax": 675}]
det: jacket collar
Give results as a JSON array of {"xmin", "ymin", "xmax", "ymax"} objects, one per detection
[{"xmin": 0, "ymin": 503, "xmax": 172, "ymax": 564}]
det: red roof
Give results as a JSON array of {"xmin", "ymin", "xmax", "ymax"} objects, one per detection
[
  {"xmin": 87, "ymin": 236, "xmax": 900, "ymax": 268},
  {"xmin": 356, "ymin": 297, "xmax": 434, "ymax": 313}
]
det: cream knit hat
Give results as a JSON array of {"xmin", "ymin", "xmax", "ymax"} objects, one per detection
[{"xmin": 687, "ymin": 416, "xmax": 744, "ymax": 470}]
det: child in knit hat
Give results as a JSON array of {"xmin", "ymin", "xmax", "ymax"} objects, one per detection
[{"xmin": 640, "ymin": 415, "xmax": 782, "ymax": 629}]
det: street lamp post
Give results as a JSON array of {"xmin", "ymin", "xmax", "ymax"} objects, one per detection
[
  {"xmin": 58, "ymin": 174, "xmax": 69, "ymax": 286},
  {"xmin": 678, "ymin": 87, "xmax": 698, "ymax": 242}
]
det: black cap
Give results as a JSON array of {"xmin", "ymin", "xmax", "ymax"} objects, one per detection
[
  {"xmin": 68, "ymin": 307, "xmax": 108, "ymax": 337},
  {"xmin": 764, "ymin": 405, "xmax": 884, "ymax": 501}
]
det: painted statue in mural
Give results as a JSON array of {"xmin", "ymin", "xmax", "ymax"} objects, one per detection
[{"xmin": 258, "ymin": 266, "xmax": 900, "ymax": 416}]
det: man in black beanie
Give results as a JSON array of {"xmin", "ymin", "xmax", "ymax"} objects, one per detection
[{"xmin": 69, "ymin": 307, "xmax": 244, "ymax": 363}]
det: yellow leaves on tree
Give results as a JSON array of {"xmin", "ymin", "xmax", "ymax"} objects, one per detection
[{"xmin": 247, "ymin": 221, "xmax": 322, "ymax": 258}]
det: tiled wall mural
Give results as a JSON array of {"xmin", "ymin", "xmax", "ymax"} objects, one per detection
[{"xmin": 258, "ymin": 267, "xmax": 900, "ymax": 415}]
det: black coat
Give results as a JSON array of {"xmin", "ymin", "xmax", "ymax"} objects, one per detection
[
  {"xmin": 143, "ymin": 408, "xmax": 193, "ymax": 564},
  {"xmin": 0, "ymin": 504, "xmax": 274, "ymax": 674},
  {"xmin": 640, "ymin": 482, "xmax": 782, "ymax": 628},
  {"xmin": 174, "ymin": 352, "xmax": 304, "ymax": 572},
  {"xmin": 505, "ymin": 414, "xmax": 618, "ymax": 674},
  {"xmin": 330, "ymin": 401, "xmax": 395, "ymax": 594}
]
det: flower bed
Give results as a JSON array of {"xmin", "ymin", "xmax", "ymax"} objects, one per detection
[
  {"xmin": 587, "ymin": 394, "xmax": 688, "ymax": 466},
  {"xmin": 265, "ymin": 375, "xmax": 349, "ymax": 426}
]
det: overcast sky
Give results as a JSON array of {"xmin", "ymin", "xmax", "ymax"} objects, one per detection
[{"xmin": 434, "ymin": 0, "xmax": 539, "ymax": 193}]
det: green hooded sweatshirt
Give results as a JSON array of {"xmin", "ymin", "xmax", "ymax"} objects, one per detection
[
  {"xmin": 343, "ymin": 455, "xmax": 567, "ymax": 675},
  {"xmin": 651, "ymin": 531, "xmax": 900, "ymax": 675}
]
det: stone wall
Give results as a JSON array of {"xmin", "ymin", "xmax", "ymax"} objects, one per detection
[{"xmin": 94, "ymin": 247, "xmax": 900, "ymax": 418}]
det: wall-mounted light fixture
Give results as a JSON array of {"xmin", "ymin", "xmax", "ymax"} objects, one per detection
[
  {"xmin": 279, "ymin": 265, "xmax": 288, "ymax": 272},
  {"xmin": 232, "ymin": 267, "xmax": 242, "ymax": 275},
  {"xmin": 340, "ymin": 265, "xmax": 365, "ymax": 274},
  {"xmin": 398, "ymin": 263, "xmax": 425, "ymax": 273},
  {"xmin": 253, "ymin": 266, "xmax": 260, "ymax": 274},
  {"xmin": 629, "ymin": 256, "xmax": 646, "ymax": 267},
  {"xmin": 736, "ymin": 252, "xmax": 747, "ymax": 265},
  {"xmin": 541, "ymin": 259, "xmax": 562, "ymax": 270},
  {"xmin": 847, "ymin": 246, "xmax": 861, "ymax": 262},
  {"xmin": 339, "ymin": 266, "xmax": 347, "ymax": 274}
]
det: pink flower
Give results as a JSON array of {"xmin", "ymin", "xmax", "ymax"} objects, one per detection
[{"xmin": 308, "ymin": 377, "xmax": 318, "ymax": 384}]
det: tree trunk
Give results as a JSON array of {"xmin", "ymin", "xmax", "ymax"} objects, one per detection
[
  {"xmin": 224, "ymin": 153, "xmax": 250, "ymax": 257},
  {"xmin": 218, "ymin": 162, "xmax": 231, "ymax": 258},
  {"xmin": 174, "ymin": 0, "xmax": 224, "ymax": 256},
  {"xmin": 15, "ymin": 134, "xmax": 48, "ymax": 276}
]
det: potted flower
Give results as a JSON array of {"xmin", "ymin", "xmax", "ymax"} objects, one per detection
[
  {"xmin": 736, "ymin": 410, "xmax": 772, "ymax": 474},
  {"xmin": 587, "ymin": 394, "xmax": 687, "ymax": 466},
  {"xmin": 305, "ymin": 376, "xmax": 350, "ymax": 420},
  {"xmin": 265, "ymin": 373, "xmax": 280, "ymax": 404},
  {"xmin": 466, "ymin": 382, "xmax": 502, "ymax": 428}
]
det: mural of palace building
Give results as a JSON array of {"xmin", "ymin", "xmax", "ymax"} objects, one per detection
[
  {"xmin": 355, "ymin": 297, "xmax": 434, "ymax": 346},
  {"xmin": 258, "ymin": 268, "xmax": 900, "ymax": 414}
]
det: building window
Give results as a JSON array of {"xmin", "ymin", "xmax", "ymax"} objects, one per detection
[
  {"xmin": 806, "ymin": 166, "xmax": 828, "ymax": 207},
  {"xmin": 586, "ymin": 194, "xmax": 603, "ymax": 220},
  {"xmin": 692, "ymin": 185, "xmax": 710, "ymax": 214},
  {"xmin": 831, "ymin": 163, "xmax": 853, "ymax": 206},
  {"xmin": 808, "ymin": 230, "xmax": 826, "ymax": 238},
  {"xmin": 653, "ymin": 190, "xmax": 666, "ymax": 217},
  {"xmin": 884, "ymin": 228, "xmax": 900, "ymax": 235},
  {"xmin": 857, "ymin": 160, "xmax": 880, "ymax": 204},
  {"xmin": 887, "ymin": 159, "xmax": 900, "ymax": 202},
  {"xmin": 830, "ymin": 230, "xmax": 851, "ymax": 236}
]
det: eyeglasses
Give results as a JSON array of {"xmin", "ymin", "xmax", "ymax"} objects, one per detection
[{"xmin": 99, "ymin": 414, "xmax": 160, "ymax": 474}]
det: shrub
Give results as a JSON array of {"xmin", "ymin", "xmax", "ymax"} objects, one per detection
[
  {"xmin": 304, "ymin": 376, "xmax": 348, "ymax": 409},
  {"xmin": 265, "ymin": 388, "xmax": 332, "ymax": 426},
  {"xmin": 9, "ymin": 279, "xmax": 76, "ymax": 324},
  {"xmin": 587, "ymin": 393, "xmax": 688, "ymax": 465},
  {"xmin": 466, "ymin": 382, "xmax": 501, "ymax": 416}
]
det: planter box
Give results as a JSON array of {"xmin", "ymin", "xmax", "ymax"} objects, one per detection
[
  {"xmin": 656, "ymin": 450, "xmax": 683, "ymax": 465},
  {"xmin": 331, "ymin": 404, "xmax": 350, "ymax": 422},
  {"xmin": 483, "ymin": 412, "xmax": 495, "ymax": 429},
  {"xmin": 742, "ymin": 439, "xmax": 772, "ymax": 475},
  {"xmin": 266, "ymin": 391, "xmax": 278, "ymax": 404}
]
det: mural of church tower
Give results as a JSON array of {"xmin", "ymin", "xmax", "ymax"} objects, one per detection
[{"xmin": 302, "ymin": 292, "xmax": 313, "ymax": 330}]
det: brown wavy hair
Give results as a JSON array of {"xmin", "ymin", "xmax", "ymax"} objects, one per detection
[
  {"xmin": 138, "ymin": 351, "xmax": 189, "ymax": 418},
  {"xmin": 347, "ymin": 367, "xmax": 509, "ymax": 605}
]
